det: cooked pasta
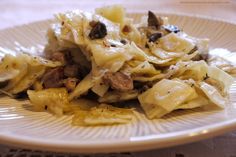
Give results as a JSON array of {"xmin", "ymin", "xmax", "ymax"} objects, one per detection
[{"xmin": 0, "ymin": 5, "xmax": 235, "ymax": 126}]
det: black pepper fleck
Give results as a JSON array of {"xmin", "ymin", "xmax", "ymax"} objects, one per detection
[
  {"xmin": 120, "ymin": 39, "xmax": 127, "ymax": 45},
  {"xmin": 203, "ymin": 73, "xmax": 209, "ymax": 80}
]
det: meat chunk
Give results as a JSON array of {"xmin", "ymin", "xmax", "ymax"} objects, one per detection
[
  {"xmin": 103, "ymin": 72, "xmax": 133, "ymax": 91},
  {"xmin": 42, "ymin": 67, "xmax": 64, "ymax": 88},
  {"xmin": 51, "ymin": 52, "xmax": 66, "ymax": 64},
  {"xmin": 50, "ymin": 51, "xmax": 73, "ymax": 65},
  {"xmin": 64, "ymin": 64, "xmax": 79, "ymax": 78},
  {"xmin": 64, "ymin": 78, "xmax": 78, "ymax": 92}
]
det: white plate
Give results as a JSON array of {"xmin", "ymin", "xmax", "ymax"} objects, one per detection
[{"xmin": 0, "ymin": 13, "xmax": 236, "ymax": 153}]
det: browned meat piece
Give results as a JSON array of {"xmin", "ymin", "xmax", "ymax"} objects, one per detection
[
  {"xmin": 64, "ymin": 65, "xmax": 79, "ymax": 77},
  {"xmin": 50, "ymin": 51, "xmax": 74, "ymax": 65},
  {"xmin": 51, "ymin": 52, "xmax": 66, "ymax": 64},
  {"xmin": 103, "ymin": 72, "xmax": 133, "ymax": 91},
  {"xmin": 64, "ymin": 78, "xmax": 78, "ymax": 92},
  {"xmin": 42, "ymin": 67, "xmax": 64, "ymax": 88}
]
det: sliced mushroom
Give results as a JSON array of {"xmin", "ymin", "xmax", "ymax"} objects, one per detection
[
  {"xmin": 148, "ymin": 32, "xmax": 163, "ymax": 42},
  {"xmin": 148, "ymin": 11, "xmax": 163, "ymax": 29},
  {"xmin": 89, "ymin": 21, "xmax": 107, "ymax": 40}
]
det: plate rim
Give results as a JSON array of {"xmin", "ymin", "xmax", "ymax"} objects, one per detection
[
  {"xmin": 0, "ymin": 11, "xmax": 236, "ymax": 32},
  {"xmin": 0, "ymin": 12, "xmax": 236, "ymax": 153},
  {"xmin": 1, "ymin": 118, "xmax": 236, "ymax": 153}
]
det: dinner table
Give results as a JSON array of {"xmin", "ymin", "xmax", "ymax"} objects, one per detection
[{"xmin": 0, "ymin": 0, "xmax": 236, "ymax": 156}]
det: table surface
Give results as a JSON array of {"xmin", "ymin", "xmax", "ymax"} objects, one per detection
[{"xmin": 0, "ymin": 0, "xmax": 236, "ymax": 156}]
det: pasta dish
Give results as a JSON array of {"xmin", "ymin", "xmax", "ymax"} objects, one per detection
[{"xmin": 0, "ymin": 5, "xmax": 235, "ymax": 126}]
